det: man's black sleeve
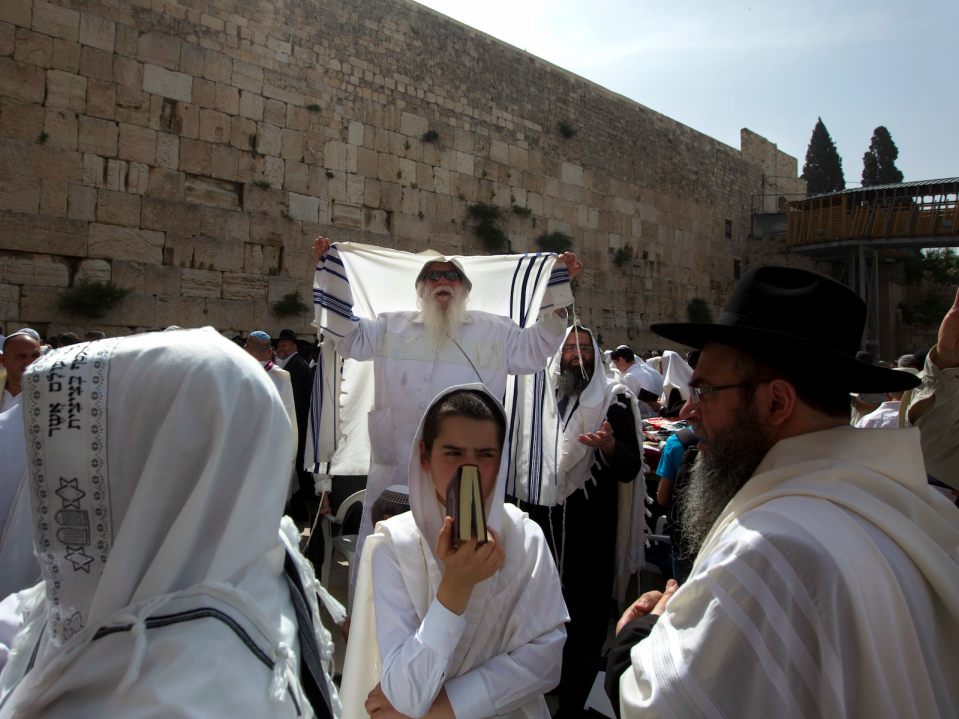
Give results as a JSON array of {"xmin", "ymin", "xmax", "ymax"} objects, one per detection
[
  {"xmin": 595, "ymin": 392, "xmax": 643, "ymax": 484},
  {"xmin": 605, "ymin": 615, "xmax": 660, "ymax": 718}
]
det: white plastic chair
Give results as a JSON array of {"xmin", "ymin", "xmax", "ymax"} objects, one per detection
[{"xmin": 320, "ymin": 490, "xmax": 365, "ymax": 613}]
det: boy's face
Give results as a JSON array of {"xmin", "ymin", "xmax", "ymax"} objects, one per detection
[{"xmin": 420, "ymin": 415, "xmax": 502, "ymax": 505}]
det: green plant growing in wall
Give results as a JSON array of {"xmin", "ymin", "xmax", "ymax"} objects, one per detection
[
  {"xmin": 687, "ymin": 298, "xmax": 714, "ymax": 324},
  {"xmin": 306, "ymin": 103, "xmax": 322, "ymax": 112},
  {"xmin": 536, "ymin": 232, "xmax": 573, "ymax": 254},
  {"xmin": 326, "ymin": 170, "xmax": 334, "ymax": 179},
  {"xmin": 267, "ymin": 266, "xmax": 281, "ymax": 276},
  {"xmin": 273, "ymin": 291, "xmax": 310, "ymax": 318},
  {"xmin": 410, "ymin": 182, "xmax": 418, "ymax": 189},
  {"xmin": 482, "ymin": 169, "xmax": 488, "ymax": 178},
  {"xmin": 37, "ymin": 131, "xmax": 49, "ymax": 144},
  {"xmin": 613, "ymin": 247, "xmax": 632, "ymax": 268},
  {"xmin": 404, "ymin": 139, "xmax": 411, "ymax": 151},
  {"xmin": 422, "ymin": 130, "xmax": 439, "ymax": 143},
  {"xmin": 418, "ymin": 210, "xmax": 425, "ymax": 220},
  {"xmin": 58, "ymin": 279, "xmax": 131, "ymax": 320},
  {"xmin": 252, "ymin": 179, "xmax": 272, "ymax": 189},
  {"xmin": 466, "ymin": 203, "xmax": 508, "ymax": 252},
  {"xmin": 512, "ymin": 204, "xmax": 532, "ymax": 216},
  {"xmin": 397, "ymin": 170, "xmax": 402, "ymax": 179},
  {"xmin": 558, "ymin": 120, "xmax": 578, "ymax": 139}
]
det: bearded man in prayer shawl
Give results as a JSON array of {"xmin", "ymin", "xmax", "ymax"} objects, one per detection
[
  {"xmin": 0, "ymin": 328, "xmax": 339, "ymax": 719},
  {"xmin": 340, "ymin": 384, "xmax": 568, "ymax": 719},
  {"xmin": 515, "ymin": 326, "xmax": 645, "ymax": 719},
  {"xmin": 309, "ymin": 237, "xmax": 582, "ymax": 580},
  {"xmin": 604, "ymin": 267, "xmax": 959, "ymax": 719}
]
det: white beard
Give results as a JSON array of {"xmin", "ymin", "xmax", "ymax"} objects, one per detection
[{"xmin": 417, "ymin": 284, "xmax": 469, "ymax": 351}]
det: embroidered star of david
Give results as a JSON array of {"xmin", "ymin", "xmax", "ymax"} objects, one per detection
[
  {"xmin": 56, "ymin": 477, "xmax": 85, "ymax": 509},
  {"xmin": 64, "ymin": 546, "xmax": 94, "ymax": 572}
]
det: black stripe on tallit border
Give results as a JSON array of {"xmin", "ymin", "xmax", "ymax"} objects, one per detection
[{"xmin": 91, "ymin": 607, "xmax": 302, "ymax": 716}]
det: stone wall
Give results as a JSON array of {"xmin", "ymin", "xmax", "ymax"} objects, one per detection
[{"xmin": 0, "ymin": 0, "xmax": 801, "ymax": 347}]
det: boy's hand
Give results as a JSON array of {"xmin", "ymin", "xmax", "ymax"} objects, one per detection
[{"xmin": 435, "ymin": 519, "xmax": 505, "ymax": 615}]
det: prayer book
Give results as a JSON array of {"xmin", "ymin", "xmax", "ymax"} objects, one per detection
[{"xmin": 445, "ymin": 465, "xmax": 488, "ymax": 549}]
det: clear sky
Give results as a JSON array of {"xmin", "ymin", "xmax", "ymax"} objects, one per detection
[{"xmin": 414, "ymin": 0, "xmax": 958, "ymax": 187}]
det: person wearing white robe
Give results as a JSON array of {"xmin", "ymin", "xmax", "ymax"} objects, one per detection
[
  {"xmin": 309, "ymin": 238, "xmax": 580, "ymax": 580},
  {"xmin": 340, "ymin": 384, "xmax": 568, "ymax": 719},
  {"xmin": 605, "ymin": 266, "xmax": 957, "ymax": 719},
  {"xmin": 0, "ymin": 329, "xmax": 339, "ymax": 719},
  {"xmin": 246, "ymin": 331, "xmax": 299, "ymax": 464}
]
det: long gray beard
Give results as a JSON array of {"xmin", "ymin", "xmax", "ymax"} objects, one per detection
[
  {"xmin": 419, "ymin": 285, "xmax": 469, "ymax": 350},
  {"xmin": 677, "ymin": 400, "xmax": 775, "ymax": 559},
  {"xmin": 556, "ymin": 363, "xmax": 592, "ymax": 398}
]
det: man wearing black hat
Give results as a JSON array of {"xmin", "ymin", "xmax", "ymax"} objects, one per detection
[
  {"xmin": 275, "ymin": 329, "xmax": 315, "ymax": 520},
  {"xmin": 604, "ymin": 266, "xmax": 959, "ymax": 718}
]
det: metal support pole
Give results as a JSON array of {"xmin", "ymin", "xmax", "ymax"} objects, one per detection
[
  {"xmin": 872, "ymin": 249, "xmax": 881, "ymax": 357},
  {"xmin": 859, "ymin": 244, "xmax": 867, "ymax": 352}
]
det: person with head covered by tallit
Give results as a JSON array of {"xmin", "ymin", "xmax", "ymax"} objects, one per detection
[
  {"xmin": 340, "ymin": 385, "xmax": 568, "ymax": 719},
  {"xmin": 0, "ymin": 329, "xmax": 339, "ymax": 719}
]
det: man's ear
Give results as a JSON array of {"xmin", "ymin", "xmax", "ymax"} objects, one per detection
[
  {"xmin": 419, "ymin": 440, "xmax": 431, "ymax": 471},
  {"xmin": 765, "ymin": 379, "xmax": 797, "ymax": 428}
]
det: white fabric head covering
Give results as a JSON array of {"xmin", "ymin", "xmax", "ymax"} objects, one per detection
[
  {"xmin": 646, "ymin": 356, "xmax": 662, "ymax": 374},
  {"xmin": 660, "ymin": 349, "xmax": 693, "ymax": 402},
  {"xmin": 414, "ymin": 250, "xmax": 472, "ymax": 293},
  {"xmin": 0, "ymin": 402, "xmax": 39, "ymax": 600},
  {"xmin": 0, "ymin": 329, "xmax": 333, "ymax": 718},
  {"xmin": 340, "ymin": 384, "xmax": 568, "ymax": 719}
]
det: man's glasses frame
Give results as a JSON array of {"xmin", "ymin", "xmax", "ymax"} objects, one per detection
[
  {"xmin": 689, "ymin": 381, "xmax": 768, "ymax": 404},
  {"xmin": 424, "ymin": 270, "xmax": 461, "ymax": 282}
]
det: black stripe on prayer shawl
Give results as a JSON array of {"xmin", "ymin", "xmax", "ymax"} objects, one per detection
[{"xmin": 89, "ymin": 608, "xmax": 302, "ymax": 716}]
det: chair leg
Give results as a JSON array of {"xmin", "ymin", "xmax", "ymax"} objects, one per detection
[
  {"xmin": 321, "ymin": 518, "xmax": 333, "ymax": 588},
  {"xmin": 345, "ymin": 550, "xmax": 356, "ymax": 614}
]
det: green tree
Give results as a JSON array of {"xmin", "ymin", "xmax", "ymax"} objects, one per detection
[
  {"xmin": 801, "ymin": 118, "xmax": 845, "ymax": 195},
  {"xmin": 861, "ymin": 126, "xmax": 904, "ymax": 187}
]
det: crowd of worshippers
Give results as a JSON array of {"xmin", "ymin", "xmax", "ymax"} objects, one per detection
[{"xmin": 0, "ymin": 238, "xmax": 956, "ymax": 719}]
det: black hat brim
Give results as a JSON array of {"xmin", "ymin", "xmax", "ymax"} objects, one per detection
[{"xmin": 650, "ymin": 321, "xmax": 920, "ymax": 394}]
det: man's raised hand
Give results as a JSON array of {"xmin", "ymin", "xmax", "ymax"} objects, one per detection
[
  {"xmin": 312, "ymin": 236, "xmax": 332, "ymax": 263},
  {"xmin": 557, "ymin": 252, "xmax": 584, "ymax": 282}
]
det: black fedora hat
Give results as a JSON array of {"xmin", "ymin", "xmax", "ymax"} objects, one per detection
[
  {"xmin": 651, "ymin": 266, "xmax": 920, "ymax": 393},
  {"xmin": 277, "ymin": 329, "xmax": 298, "ymax": 342}
]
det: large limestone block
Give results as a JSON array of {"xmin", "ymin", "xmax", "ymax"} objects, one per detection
[
  {"xmin": 97, "ymin": 291, "xmax": 156, "ymax": 327},
  {"xmin": 79, "ymin": 13, "xmax": 115, "ymax": 52},
  {"xmin": 33, "ymin": 2, "xmax": 79, "ymax": 42},
  {"xmin": 203, "ymin": 298, "xmax": 253, "ymax": 331},
  {"xmin": 326, "ymin": 141, "xmax": 356, "ymax": 173},
  {"xmin": 0, "ymin": 174, "xmax": 40, "ymax": 213},
  {"xmin": 77, "ymin": 115, "xmax": 118, "ymax": 157},
  {"xmin": 348, "ymin": 120, "xmax": 365, "ymax": 146},
  {"xmin": 156, "ymin": 294, "xmax": 204, "ymax": 327},
  {"xmin": 50, "ymin": 38, "xmax": 79, "ymax": 73},
  {"xmin": 194, "ymin": 236, "xmax": 242, "ymax": 271},
  {"xmin": 262, "ymin": 68, "xmax": 303, "ymax": 105},
  {"xmin": 0, "ymin": 211, "xmax": 87, "ymax": 256},
  {"xmin": 180, "ymin": 268, "xmax": 221, "ymax": 298},
  {"xmin": 74, "ymin": 258, "xmax": 111, "ymax": 283},
  {"xmin": 255, "ymin": 122, "xmax": 281, "ymax": 156},
  {"xmin": 179, "ymin": 42, "xmax": 204, "ymax": 78},
  {"xmin": 185, "ymin": 176, "xmax": 239, "ymax": 209},
  {"xmin": 88, "ymin": 224, "xmax": 164, "ymax": 263},
  {"xmin": 66, "ymin": 184, "xmax": 96, "ymax": 220},
  {"xmin": 179, "ymin": 137, "xmax": 211, "ymax": 174},
  {"xmin": 1, "ymin": 257, "xmax": 70, "ymax": 287},
  {"xmin": 199, "ymin": 109, "xmax": 230, "ymax": 144},
  {"xmin": 267, "ymin": 275, "xmax": 297, "ymax": 302},
  {"xmin": 137, "ymin": 32, "xmax": 179, "ymax": 72},
  {"xmin": 288, "ymin": 192, "xmax": 318, "ymax": 223},
  {"xmin": 249, "ymin": 215, "xmax": 291, "ymax": 247},
  {"xmin": 280, "ymin": 129, "xmax": 303, "ymax": 161},
  {"xmin": 144, "ymin": 264, "xmax": 180, "ymax": 295},
  {"xmin": 14, "ymin": 28, "xmax": 52, "ymax": 68},
  {"xmin": 215, "ymin": 83, "xmax": 238, "ymax": 115},
  {"xmin": 45, "ymin": 69, "xmax": 86, "ymax": 113},
  {"xmin": 331, "ymin": 201, "xmax": 362, "ymax": 230},
  {"xmin": 0, "ymin": 0, "xmax": 32, "ymax": 28},
  {"xmin": 18, "ymin": 285, "xmax": 60, "ymax": 322},
  {"xmin": 0, "ymin": 284, "xmax": 20, "ymax": 321},
  {"xmin": 203, "ymin": 51, "xmax": 232, "ymax": 85},
  {"xmin": 231, "ymin": 60, "xmax": 262, "ymax": 94},
  {"xmin": 142, "ymin": 64, "xmax": 192, "ymax": 103},
  {"xmin": 117, "ymin": 123, "xmax": 156, "ymax": 164},
  {"xmin": 0, "ymin": 98, "xmax": 45, "ymax": 140},
  {"xmin": 222, "ymin": 272, "xmax": 267, "ymax": 301},
  {"xmin": 39, "ymin": 179, "xmax": 68, "ymax": 217},
  {"xmin": 199, "ymin": 205, "xmax": 249, "ymax": 241},
  {"xmin": 238, "ymin": 91, "xmax": 263, "ymax": 121},
  {"xmin": 95, "ymin": 189, "xmax": 140, "ymax": 225},
  {"xmin": 111, "ymin": 260, "xmax": 145, "ymax": 292},
  {"xmin": 162, "ymin": 231, "xmax": 194, "ymax": 268},
  {"xmin": 140, "ymin": 197, "xmax": 200, "ymax": 233},
  {"xmin": 211, "ymin": 145, "xmax": 239, "ymax": 182},
  {"xmin": 79, "ymin": 46, "xmax": 112, "ymax": 82},
  {"xmin": 242, "ymin": 184, "xmax": 285, "ymax": 215},
  {"xmin": 243, "ymin": 243, "xmax": 279, "ymax": 275},
  {"xmin": 561, "ymin": 162, "xmax": 584, "ymax": 187},
  {"xmin": 86, "ymin": 78, "xmax": 115, "ymax": 120},
  {"xmin": 156, "ymin": 131, "xmax": 178, "ymax": 169},
  {"xmin": 400, "ymin": 112, "xmax": 428, "ymax": 139}
]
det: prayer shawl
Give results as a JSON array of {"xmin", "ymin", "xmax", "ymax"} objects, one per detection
[
  {"xmin": 340, "ymin": 384, "xmax": 568, "ymax": 719},
  {"xmin": 0, "ymin": 330, "xmax": 339, "ymax": 719},
  {"xmin": 620, "ymin": 426, "xmax": 959, "ymax": 719},
  {"xmin": 658, "ymin": 350, "xmax": 692, "ymax": 404},
  {"xmin": 506, "ymin": 330, "xmax": 648, "ymax": 600},
  {"xmin": 307, "ymin": 242, "xmax": 571, "ymax": 576},
  {"xmin": 0, "ymin": 403, "xmax": 39, "ymax": 599}
]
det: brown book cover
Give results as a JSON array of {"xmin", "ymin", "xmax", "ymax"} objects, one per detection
[{"xmin": 445, "ymin": 464, "xmax": 488, "ymax": 549}]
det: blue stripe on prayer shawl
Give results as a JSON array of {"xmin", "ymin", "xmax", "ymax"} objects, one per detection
[
  {"xmin": 315, "ymin": 266, "xmax": 350, "ymax": 283},
  {"xmin": 313, "ymin": 290, "xmax": 358, "ymax": 321},
  {"xmin": 326, "ymin": 254, "xmax": 346, "ymax": 267}
]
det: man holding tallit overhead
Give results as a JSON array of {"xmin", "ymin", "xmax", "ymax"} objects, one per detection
[{"xmin": 308, "ymin": 237, "xmax": 582, "ymax": 577}]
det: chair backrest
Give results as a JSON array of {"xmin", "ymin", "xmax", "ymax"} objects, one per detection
[
  {"xmin": 655, "ymin": 515, "xmax": 668, "ymax": 536},
  {"xmin": 334, "ymin": 489, "xmax": 366, "ymax": 525}
]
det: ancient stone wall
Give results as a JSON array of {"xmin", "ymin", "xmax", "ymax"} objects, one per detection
[{"xmin": 0, "ymin": 0, "xmax": 801, "ymax": 348}]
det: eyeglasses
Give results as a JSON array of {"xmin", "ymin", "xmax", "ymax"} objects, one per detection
[
  {"xmin": 689, "ymin": 381, "xmax": 768, "ymax": 403},
  {"xmin": 424, "ymin": 270, "xmax": 461, "ymax": 282},
  {"xmin": 562, "ymin": 344, "xmax": 594, "ymax": 354}
]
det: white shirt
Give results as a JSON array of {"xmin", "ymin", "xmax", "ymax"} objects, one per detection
[
  {"xmin": 856, "ymin": 399, "xmax": 901, "ymax": 428},
  {"xmin": 371, "ymin": 541, "xmax": 565, "ymax": 719},
  {"xmin": 0, "ymin": 390, "xmax": 20, "ymax": 415}
]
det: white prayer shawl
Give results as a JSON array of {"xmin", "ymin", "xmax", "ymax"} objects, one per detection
[
  {"xmin": 505, "ymin": 332, "xmax": 647, "ymax": 602},
  {"xmin": 621, "ymin": 426, "xmax": 959, "ymax": 719},
  {"xmin": 307, "ymin": 242, "xmax": 571, "ymax": 577},
  {"xmin": 646, "ymin": 357, "xmax": 662, "ymax": 374},
  {"xmin": 0, "ymin": 330, "xmax": 339, "ymax": 718},
  {"xmin": 340, "ymin": 384, "xmax": 569, "ymax": 719},
  {"xmin": 267, "ymin": 363, "xmax": 299, "ymax": 464},
  {"xmin": 658, "ymin": 350, "xmax": 692, "ymax": 404},
  {"xmin": 0, "ymin": 404, "xmax": 39, "ymax": 600}
]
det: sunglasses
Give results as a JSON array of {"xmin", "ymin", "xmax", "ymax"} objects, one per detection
[{"xmin": 424, "ymin": 270, "xmax": 461, "ymax": 282}]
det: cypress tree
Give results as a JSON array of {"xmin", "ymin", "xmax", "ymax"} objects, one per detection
[
  {"xmin": 861, "ymin": 126, "xmax": 904, "ymax": 186},
  {"xmin": 801, "ymin": 118, "xmax": 845, "ymax": 195}
]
